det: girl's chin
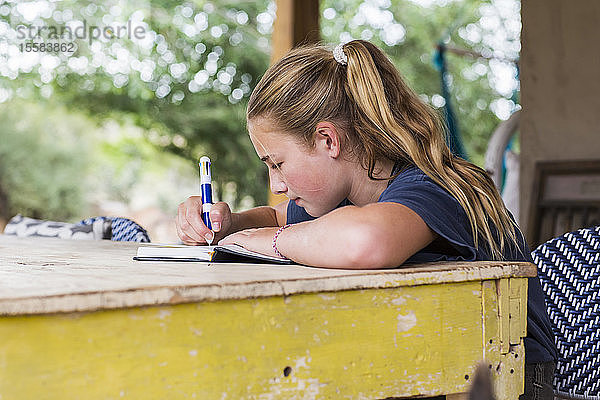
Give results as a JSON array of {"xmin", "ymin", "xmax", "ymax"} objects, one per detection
[
  {"xmin": 298, "ymin": 202, "xmax": 315, "ymax": 217},
  {"xmin": 301, "ymin": 204, "xmax": 329, "ymax": 218}
]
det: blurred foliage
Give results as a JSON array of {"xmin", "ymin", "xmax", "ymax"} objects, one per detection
[
  {"xmin": 0, "ymin": 100, "xmax": 91, "ymax": 221},
  {"xmin": 0, "ymin": 0, "xmax": 520, "ymax": 221},
  {"xmin": 1, "ymin": 0, "xmax": 273, "ymax": 216}
]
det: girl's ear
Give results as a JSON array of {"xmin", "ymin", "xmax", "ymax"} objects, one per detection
[{"xmin": 314, "ymin": 121, "xmax": 342, "ymax": 158}]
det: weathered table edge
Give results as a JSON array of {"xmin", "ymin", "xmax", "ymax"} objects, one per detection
[{"xmin": 0, "ymin": 262, "xmax": 536, "ymax": 316}]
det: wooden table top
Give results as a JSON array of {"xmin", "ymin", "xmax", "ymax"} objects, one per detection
[{"xmin": 0, "ymin": 235, "xmax": 536, "ymax": 315}]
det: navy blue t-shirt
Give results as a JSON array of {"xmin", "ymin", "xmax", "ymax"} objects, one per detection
[{"xmin": 287, "ymin": 165, "xmax": 558, "ymax": 363}]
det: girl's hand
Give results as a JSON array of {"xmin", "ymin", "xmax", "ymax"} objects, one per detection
[
  {"xmin": 218, "ymin": 227, "xmax": 283, "ymax": 258},
  {"xmin": 176, "ymin": 196, "xmax": 233, "ymax": 245}
]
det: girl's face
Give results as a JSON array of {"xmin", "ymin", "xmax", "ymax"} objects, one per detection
[{"xmin": 247, "ymin": 117, "xmax": 349, "ymax": 217}]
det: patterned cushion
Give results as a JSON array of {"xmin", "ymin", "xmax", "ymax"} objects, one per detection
[
  {"xmin": 77, "ymin": 217, "xmax": 150, "ymax": 243},
  {"xmin": 532, "ymin": 226, "xmax": 600, "ymax": 397},
  {"xmin": 4, "ymin": 214, "xmax": 108, "ymax": 240}
]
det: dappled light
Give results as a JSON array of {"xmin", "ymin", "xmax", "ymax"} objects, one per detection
[
  {"xmin": 0, "ymin": 0, "xmax": 273, "ymax": 106},
  {"xmin": 0, "ymin": 0, "xmax": 521, "ymax": 241}
]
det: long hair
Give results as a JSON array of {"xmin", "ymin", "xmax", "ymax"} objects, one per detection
[{"xmin": 247, "ymin": 40, "xmax": 519, "ymax": 260}]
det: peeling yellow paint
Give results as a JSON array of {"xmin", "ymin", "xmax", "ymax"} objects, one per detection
[
  {"xmin": 396, "ymin": 311, "xmax": 417, "ymax": 332},
  {"xmin": 318, "ymin": 294, "xmax": 335, "ymax": 301},
  {"xmin": 391, "ymin": 296, "xmax": 407, "ymax": 306},
  {"xmin": 0, "ymin": 280, "xmax": 526, "ymax": 399}
]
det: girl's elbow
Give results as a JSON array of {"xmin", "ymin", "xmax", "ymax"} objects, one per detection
[{"xmin": 344, "ymin": 225, "xmax": 406, "ymax": 269}]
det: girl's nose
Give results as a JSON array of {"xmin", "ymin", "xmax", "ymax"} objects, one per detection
[{"xmin": 269, "ymin": 170, "xmax": 287, "ymax": 195}]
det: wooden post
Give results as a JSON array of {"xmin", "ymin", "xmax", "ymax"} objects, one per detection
[
  {"xmin": 268, "ymin": 0, "xmax": 320, "ymax": 206},
  {"xmin": 271, "ymin": 0, "xmax": 320, "ymax": 63}
]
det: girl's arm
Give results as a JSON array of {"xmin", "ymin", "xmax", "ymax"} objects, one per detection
[
  {"xmin": 229, "ymin": 200, "xmax": 288, "ymax": 231},
  {"xmin": 220, "ymin": 202, "xmax": 437, "ymax": 269},
  {"xmin": 277, "ymin": 202, "xmax": 436, "ymax": 269}
]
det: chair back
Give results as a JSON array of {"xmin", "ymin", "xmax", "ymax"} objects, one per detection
[
  {"xmin": 532, "ymin": 226, "xmax": 600, "ymax": 398},
  {"xmin": 528, "ymin": 160, "xmax": 600, "ymax": 249}
]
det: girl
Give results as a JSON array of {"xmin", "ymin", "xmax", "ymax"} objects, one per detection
[{"xmin": 176, "ymin": 40, "xmax": 557, "ymax": 398}]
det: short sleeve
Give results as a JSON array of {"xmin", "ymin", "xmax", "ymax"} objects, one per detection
[
  {"xmin": 378, "ymin": 170, "xmax": 478, "ymax": 263},
  {"xmin": 287, "ymin": 198, "xmax": 354, "ymax": 225},
  {"xmin": 286, "ymin": 200, "xmax": 316, "ymax": 224}
]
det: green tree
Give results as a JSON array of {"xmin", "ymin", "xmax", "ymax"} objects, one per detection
[
  {"xmin": 0, "ymin": 100, "xmax": 92, "ymax": 221},
  {"xmin": 0, "ymin": 0, "xmax": 520, "ymax": 221},
  {"xmin": 1, "ymin": 0, "xmax": 273, "ymax": 210}
]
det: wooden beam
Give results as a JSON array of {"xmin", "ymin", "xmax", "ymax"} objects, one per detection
[
  {"xmin": 271, "ymin": 0, "xmax": 320, "ymax": 63},
  {"xmin": 268, "ymin": 0, "xmax": 321, "ymax": 206}
]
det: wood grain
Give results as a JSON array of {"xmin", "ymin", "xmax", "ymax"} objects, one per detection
[{"xmin": 0, "ymin": 235, "xmax": 536, "ymax": 315}]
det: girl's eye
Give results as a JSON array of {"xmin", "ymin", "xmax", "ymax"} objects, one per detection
[{"xmin": 271, "ymin": 162, "xmax": 283, "ymax": 170}]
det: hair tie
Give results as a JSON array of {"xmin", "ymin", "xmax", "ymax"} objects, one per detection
[{"xmin": 333, "ymin": 43, "xmax": 348, "ymax": 65}]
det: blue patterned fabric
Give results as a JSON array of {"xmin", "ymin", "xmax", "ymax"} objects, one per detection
[
  {"xmin": 532, "ymin": 226, "xmax": 600, "ymax": 398},
  {"xmin": 77, "ymin": 217, "xmax": 150, "ymax": 243}
]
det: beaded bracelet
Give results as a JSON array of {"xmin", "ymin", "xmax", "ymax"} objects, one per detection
[{"xmin": 272, "ymin": 224, "xmax": 292, "ymax": 259}]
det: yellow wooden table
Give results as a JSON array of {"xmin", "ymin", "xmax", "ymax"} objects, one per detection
[{"xmin": 0, "ymin": 235, "xmax": 535, "ymax": 399}]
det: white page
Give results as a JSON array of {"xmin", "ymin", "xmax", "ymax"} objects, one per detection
[
  {"xmin": 136, "ymin": 244, "xmax": 287, "ymax": 263},
  {"xmin": 136, "ymin": 244, "xmax": 214, "ymax": 260}
]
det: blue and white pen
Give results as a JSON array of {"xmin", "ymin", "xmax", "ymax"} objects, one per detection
[{"xmin": 199, "ymin": 156, "xmax": 213, "ymax": 244}]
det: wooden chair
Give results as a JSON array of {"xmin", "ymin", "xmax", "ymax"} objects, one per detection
[{"xmin": 527, "ymin": 160, "xmax": 600, "ymax": 249}]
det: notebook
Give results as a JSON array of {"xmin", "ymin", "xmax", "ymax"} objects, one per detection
[{"xmin": 134, "ymin": 243, "xmax": 295, "ymax": 264}]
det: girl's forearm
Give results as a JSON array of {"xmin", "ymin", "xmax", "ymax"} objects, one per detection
[
  {"xmin": 230, "ymin": 206, "xmax": 279, "ymax": 233},
  {"xmin": 275, "ymin": 206, "xmax": 385, "ymax": 269},
  {"xmin": 274, "ymin": 203, "xmax": 435, "ymax": 269}
]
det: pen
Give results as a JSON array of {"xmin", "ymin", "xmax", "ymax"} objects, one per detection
[{"xmin": 199, "ymin": 156, "xmax": 214, "ymax": 245}]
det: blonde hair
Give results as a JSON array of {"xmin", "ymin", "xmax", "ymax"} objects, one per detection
[{"xmin": 247, "ymin": 40, "xmax": 520, "ymax": 260}]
